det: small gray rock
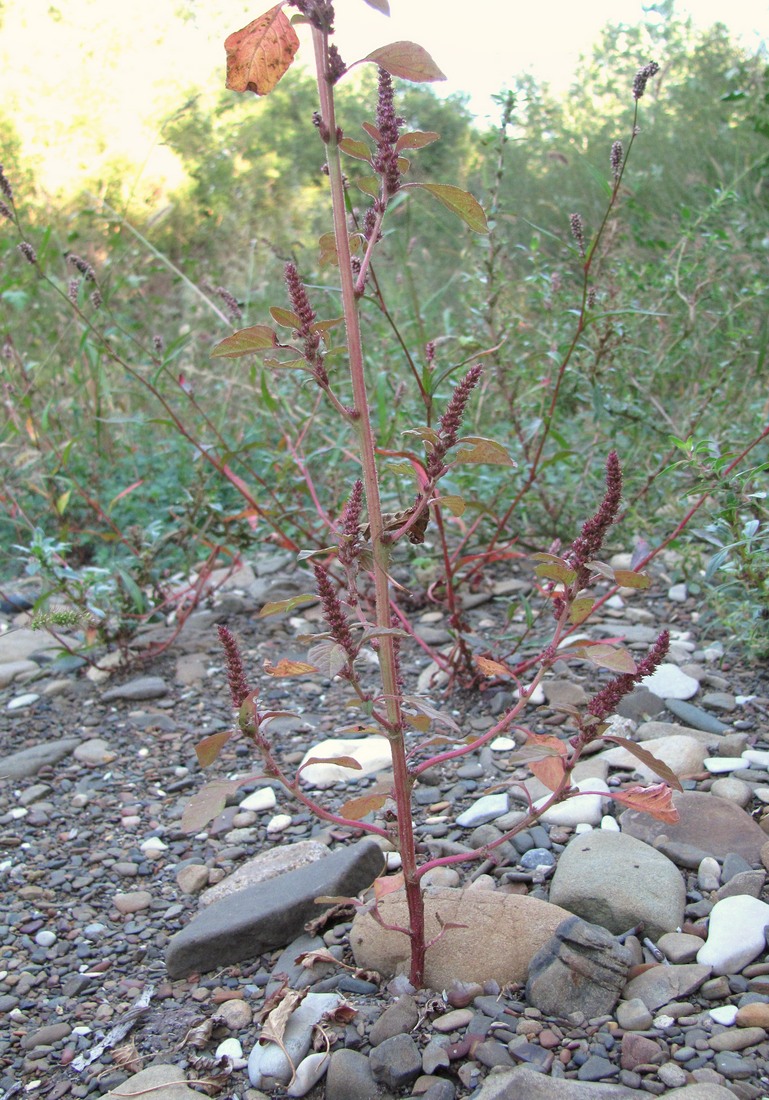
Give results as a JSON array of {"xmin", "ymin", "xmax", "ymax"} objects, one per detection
[
  {"xmin": 526, "ymin": 916, "xmax": 633, "ymax": 1018},
  {"xmin": 368, "ymin": 1033, "xmax": 421, "ymax": 1088},
  {"xmin": 102, "ymin": 675, "xmax": 168, "ymax": 702}
]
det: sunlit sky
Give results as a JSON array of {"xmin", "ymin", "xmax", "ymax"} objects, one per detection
[{"xmin": 0, "ymin": 0, "xmax": 766, "ymax": 198}]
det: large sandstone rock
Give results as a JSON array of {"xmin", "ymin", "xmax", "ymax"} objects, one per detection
[
  {"xmin": 549, "ymin": 830, "xmax": 684, "ymax": 939},
  {"xmin": 621, "ymin": 789, "xmax": 767, "ymax": 865},
  {"xmin": 199, "ymin": 838, "xmax": 330, "ymax": 907},
  {"xmin": 166, "ymin": 839, "xmax": 384, "ymax": 978},
  {"xmin": 350, "ymin": 887, "xmax": 571, "ymax": 989}
]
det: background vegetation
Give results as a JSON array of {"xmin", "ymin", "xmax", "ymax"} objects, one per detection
[{"xmin": 1, "ymin": 3, "xmax": 768, "ymax": 656}]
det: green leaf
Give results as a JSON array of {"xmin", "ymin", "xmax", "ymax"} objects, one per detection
[
  {"xmin": 569, "ymin": 597, "xmax": 594, "ymax": 624},
  {"xmin": 363, "ymin": 41, "xmax": 446, "ymax": 83},
  {"xmin": 258, "ymin": 593, "xmax": 318, "ymax": 618},
  {"xmin": 614, "ymin": 570, "xmax": 651, "ymax": 590},
  {"xmin": 339, "ymin": 137, "xmax": 372, "ymax": 162},
  {"xmin": 535, "ymin": 562, "xmax": 577, "ymax": 585},
  {"xmin": 452, "ymin": 436, "xmax": 515, "ymax": 466},
  {"xmin": 395, "ymin": 130, "xmax": 440, "ymax": 152},
  {"xmin": 437, "ymin": 494, "xmax": 465, "ymax": 516},
  {"xmin": 270, "ymin": 306, "xmax": 301, "ymax": 328},
  {"xmin": 573, "ymin": 643, "xmax": 637, "ymax": 673},
  {"xmin": 405, "ymin": 182, "xmax": 488, "ymax": 233},
  {"xmin": 355, "ymin": 175, "xmax": 380, "ymax": 198},
  {"xmin": 211, "ymin": 325, "xmax": 278, "ymax": 359},
  {"xmin": 308, "ymin": 640, "xmax": 349, "ymax": 678}
]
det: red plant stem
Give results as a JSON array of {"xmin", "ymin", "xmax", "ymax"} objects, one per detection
[{"xmin": 310, "ymin": 25, "xmax": 425, "ymax": 986}]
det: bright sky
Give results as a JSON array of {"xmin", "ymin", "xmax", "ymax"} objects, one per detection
[
  {"xmin": 330, "ymin": 0, "xmax": 768, "ymax": 120},
  {"xmin": 0, "ymin": 0, "xmax": 766, "ymax": 198}
]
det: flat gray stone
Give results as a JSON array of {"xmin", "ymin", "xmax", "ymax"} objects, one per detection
[
  {"xmin": 470, "ymin": 1064, "xmax": 640, "ymax": 1099},
  {"xmin": 0, "ymin": 738, "xmax": 81, "ymax": 779},
  {"xmin": 326, "ymin": 1048, "xmax": 391, "ymax": 1100},
  {"xmin": 0, "ymin": 628, "xmax": 63, "ymax": 663},
  {"xmin": 665, "ymin": 699, "xmax": 728, "ymax": 733},
  {"xmin": 102, "ymin": 675, "xmax": 168, "ymax": 702},
  {"xmin": 165, "ymin": 839, "xmax": 384, "ymax": 978},
  {"xmin": 622, "ymin": 964, "xmax": 712, "ymax": 1010},
  {"xmin": 103, "ymin": 1064, "xmax": 202, "ymax": 1099}
]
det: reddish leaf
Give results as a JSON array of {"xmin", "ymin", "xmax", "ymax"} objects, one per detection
[
  {"xmin": 573, "ymin": 643, "xmax": 637, "ymax": 673},
  {"xmin": 225, "ymin": 6, "xmax": 300, "ymax": 96},
  {"xmin": 395, "ymin": 130, "xmax": 440, "ymax": 152},
  {"xmin": 374, "ymin": 872, "xmax": 405, "ymax": 900},
  {"xmin": 402, "ymin": 695, "xmax": 460, "ymax": 732},
  {"xmin": 339, "ymin": 793, "xmax": 388, "ymax": 820},
  {"xmin": 530, "ymin": 755, "xmax": 568, "ymax": 793},
  {"xmin": 363, "ymin": 41, "xmax": 446, "ymax": 83},
  {"xmin": 405, "ymin": 183, "xmax": 488, "ymax": 233},
  {"xmin": 603, "ymin": 736, "xmax": 684, "ymax": 791},
  {"xmin": 611, "ymin": 783, "xmax": 680, "ymax": 824},
  {"xmin": 339, "ymin": 137, "xmax": 372, "ymax": 162},
  {"xmin": 263, "ymin": 658, "xmax": 317, "ymax": 677},
  {"xmin": 307, "ymin": 640, "xmax": 349, "ymax": 679},
  {"xmin": 195, "ymin": 730, "xmax": 232, "ymax": 768},
  {"xmin": 211, "ymin": 325, "xmax": 278, "ymax": 358},
  {"xmin": 299, "ymin": 755, "xmax": 363, "ymax": 775}
]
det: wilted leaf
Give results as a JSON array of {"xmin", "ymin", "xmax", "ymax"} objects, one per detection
[
  {"xmin": 211, "ymin": 325, "xmax": 278, "ymax": 358},
  {"xmin": 182, "ymin": 1017, "xmax": 215, "ymax": 1049},
  {"xmin": 339, "ymin": 792, "xmax": 388, "ymax": 820},
  {"xmin": 307, "ymin": 640, "xmax": 349, "ymax": 679},
  {"xmin": 260, "ymin": 989, "xmax": 307, "ymax": 1080},
  {"xmin": 406, "ymin": 183, "xmax": 488, "ymax": 233},
  {"xmin": 585, "ymin": 559, "xmax": 615, "ymax": 580},
  {"xmin": 270, "ymin": 306, "xmax": 302, "ymax": 328},
  {"xmin": 112, "ymin": 1039, "xmax": 143, "ymax": 1075},
  {"xmin": 263, "ymin": 658, "xmax": 317, "ymax": 677},
  {"xmin": 476, "ymin": 656, "xmax": 510, "ymax": 677},
  {"xmin": 194, "ymin": 730, "xmax": 232, "ymax": 768},
  {"xmin": 603, "ymin": 736, "xmax": 684, "ymax": 790},
  {"xmin": 296, "ymin": 948, "xmax": 340, "ymax": 969},
  {"xmin": 364, "ymin": 41, "xmax": 446, "ymax": 82},
  {"xmin": 402, "ymin": 695, "xmax": 460, "ymax": 732},
  {"xmin": 362, "ymin": 0, "xmax": 390, "ymax": 12},
  {"xmin": 611, "ymin": 783, "xmax": 680, "ymax": 823},
  {"xmin": 225, "ymin": 6, "xmax": 300, "ymax": 96},
  {"xmin": 339, "ymin": 137, "xmax": 372, "ymax": 161},
  {"xmin": 573, "ymin": 643, "xmax": 637, "ymax": 673},
  {"xmin": 614, "ymin": 569, "xmax": 651, "ymax": 589},
  {"xmin": 258, "ymin": 593, "xmax": 317, "ymax": 617},
  {"xmin": 182, "ymin": 779, "xmax": 243, "ymax": 833},
  {"xmin": 451, "ymin": 436, "xmax": 515, "ymax": 466},
  {"xmin": 396, "ymin": 130, "xmax": 440, "ymax": 151}
]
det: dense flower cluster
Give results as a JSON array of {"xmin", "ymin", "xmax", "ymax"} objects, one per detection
[
  {"xmin": 633, "ymin": 61, "xmax": 660, "ymax": 101},
  {"xmin": 284, "ymin": 262, "xmax": 326, "ymax": 383},
  {"xmin": 217, "ymin": 624, "xmax": 251, "ymax": 708},
  {"xmin": 426, "ymin": 363, "xmax": 483, "ymax": 479},
  {"xmin": 610, "ymin": 140, "xmax": 623, "ymax": 181},
  {"xmin": 372, "ymin": 69, "xmax": 402, "ymax": 199},
  {"xmin": 585, "ymin": 629, "xmax": 670, "ymax": 724},
  {"xmin": 570, "ymin": 212, "xmax": 586, "ymax": 257},
  {"xmin": 314, "ymin": 563, "xmax": 357, "ymax": 661},
  {"xmin": 565, "ymin": 451, "xmax": 623, "ymax": 578}
]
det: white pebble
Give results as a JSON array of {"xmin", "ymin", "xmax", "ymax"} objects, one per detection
[
  {"xmin": 742, "ymin": 749, "xmax": 769, "ymax": 769},
  {"xmin": 653, "ymin": 1014, "xmax": 676, "ymax": 1029},
  {"xmin": 7, "ymin": 693, "xmax": 39, "ymax": 710},
  {"xmin": 575, "ymin": 823, "xmax": 594, "ymax": 834},
  {"xmin": 736, "ymin": 695, "xmax": 757, "ymax": 706},
  {"xmin": 515, "ymin": 683, "xmax": 545, "ymax": 705},
  {"xmin": 697, "ymin": 856, "xmax": 721, "ymax": 892},
  {"xmin": 703, "ymin": 757, "xmax": 744, "ymax": 774},
  {"xmin": 385, "ymin": 852, "xmax": 402, "ymax": 870},
  {"xmin": 215, "ymin": 1037, "xmax": 245, "ymax": 1067},
  {"xmin": 286, "ymin": 1051, "xmax": 330, "ymax": 1097},
  {"xmin": 140, "ymin": 838, "xmax": 168, "ymax": 853},
  {"xmin": 709, "ymin": 1005, "xmax": 738, "ymax": 1025},
  {"xmin": 266, "ymin": 814, "xmax": 292, "ymax": 834},
  {"xmin": 490, "ymin": 736, "xmax": 516, "ymax": 751},
  {"xmin": 239, "ymin": 787, "xmax": 277, "ymax": 812},
  {"xmin": 9, "ymin": 808, "xmax": 27, "ymax": 819},
  {"xmin": 600, "ymin": 815, "xmax": 620, "ymax": 831},
  {"xmin": 34, "ymin": 930, "xmax": 56, "ymax": 948}
]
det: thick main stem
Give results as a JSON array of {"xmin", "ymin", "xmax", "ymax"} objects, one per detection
[{"xmin": 310, "ymin": 27, "xmax": 425, "ymax": 985}]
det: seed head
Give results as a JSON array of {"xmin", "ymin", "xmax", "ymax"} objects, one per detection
[
  {"xmin": 570, "ymin": 212, "xmax": 586, "ymax": 257},
  {"xmin": 610, "ymin": 141, "xmax": 623, "ymax": 180},
  {"xmin": 217, "ymin": 625, "xmax": 251, "ymax": 708},
  {"xmin": 0, "ymin": 165, "xmax": 12, "ymax": 200},
  {"xmin": 18, "ymin": 241, "xmax": 36, "ymax": 264},
  {"xmin": 633, "ymin": 61, "xmax": 660, "ymax": 101},
  {"xmin": 566, "ymin": 450, "xmax": 623, "ymax": 578}
]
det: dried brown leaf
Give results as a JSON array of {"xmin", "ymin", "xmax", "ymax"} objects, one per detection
[{"xmin": 225, "ymin": 6, "xmax": 299, "ymax": 96}]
